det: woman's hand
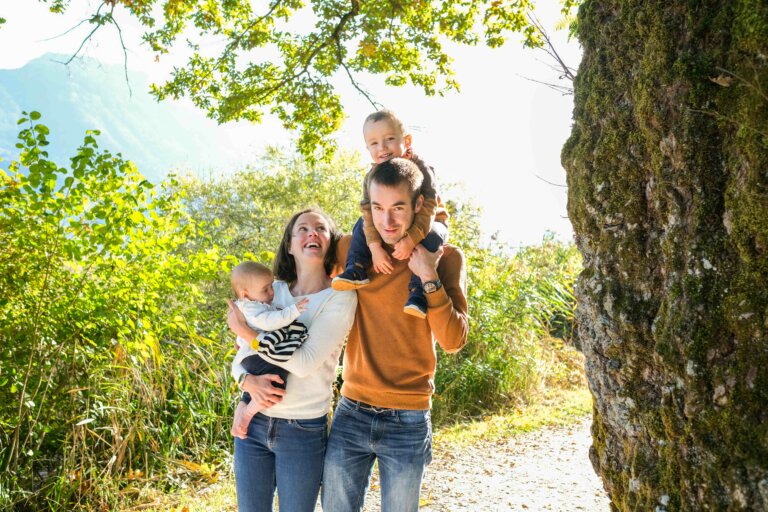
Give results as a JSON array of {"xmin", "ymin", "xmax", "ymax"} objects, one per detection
[
  {"xmin": 227, "ymin": 300, "xmax": 258, "ymax": 341},
  {"xmin": 241, "ymin": 374, "xmax": 286, "ymax": 408}
]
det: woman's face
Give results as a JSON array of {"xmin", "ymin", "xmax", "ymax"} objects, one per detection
[{"xmin": 288, "ymin": 212, "xmax": 331, "ymax": 266}]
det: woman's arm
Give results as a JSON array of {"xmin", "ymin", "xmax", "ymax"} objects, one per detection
[
  {"xmin": 228, "ymin": 300, "xmax": 258, "ymax": 343},
  {"xmin": 269, "ymin": 291, "xmax": 357, "ymax": 378},
  {"xmin": 228, "ymin": 303, "xmax": 287, "ymax": 407}
]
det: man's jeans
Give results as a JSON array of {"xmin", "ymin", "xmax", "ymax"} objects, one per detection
[
  {"xmin": 234, "ymin": 413, "xmax": 328, "ymax": 512},
  {"xmin": 322, "ymin": 396, "xmax": 432, "ymax": 512}
]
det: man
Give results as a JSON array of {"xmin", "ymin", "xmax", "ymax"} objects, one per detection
[{"xmin": 322, "ymin": 157, "xmax": 469, "ymax": 511}]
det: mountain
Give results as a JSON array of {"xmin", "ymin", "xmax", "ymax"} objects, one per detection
[{"xmin": 0, "ymin": 54, "xmax": 271, "ymax": 181}]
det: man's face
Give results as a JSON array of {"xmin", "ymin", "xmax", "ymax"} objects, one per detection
[{"xmin": 369, "ymin": 181, "xmax": 423, "ymax": 245}]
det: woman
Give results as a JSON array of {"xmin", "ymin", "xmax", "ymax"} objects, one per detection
[{"xmin": 227, "ymin": 208, "xmax": 357, "ymax": 511}]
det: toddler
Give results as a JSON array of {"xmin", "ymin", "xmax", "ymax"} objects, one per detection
[
  {"xmin": 230, "ymin": 261, "xmax": 309, "ymax": 438},
  {"xmin": 332, "ymin": 109, "xmax": 448, "ymax": 318}
]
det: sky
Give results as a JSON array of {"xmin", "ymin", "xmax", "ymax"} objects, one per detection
[{"xmin": 0, "ymin": 1, "xmax": 582, "ymax": 248}]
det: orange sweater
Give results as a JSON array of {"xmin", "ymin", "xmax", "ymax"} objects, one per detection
[{"xmin": 334, "ymin": 235, "xmax": 469, "ymax": 410}]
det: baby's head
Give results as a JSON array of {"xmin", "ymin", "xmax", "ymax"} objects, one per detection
[
  {"xmin": 363, "ymin": 109, "xmax": 412, "ymax": 164},
  {"xmin": 231, "ymin": 261, "xmax": 274, "ymax": 304}
]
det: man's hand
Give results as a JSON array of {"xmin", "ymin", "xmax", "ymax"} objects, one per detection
[
  {"xmin": 392, "ymin": 235, "xmax": 416, "ymax": 260},
  {"xmin": 241, "ymin": 374, "xmax": 286, "ymax": 408},
  {"xmin": 370, "ymin": 242, "xmax": 394, "ymax": 274},
  {"xmin": 408, "ymin": 245, "xmax": 443, "ymax": 283}
]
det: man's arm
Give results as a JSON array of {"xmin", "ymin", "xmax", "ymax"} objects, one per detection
[{"xmin": 409, "ymin": 245, "xmax": 469, "ymax": 353}]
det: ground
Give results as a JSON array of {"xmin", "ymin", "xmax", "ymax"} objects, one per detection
[
  {"xmin": 130, "ymin": 400, "xmax": 611, "ymax": 511},
  {"xmin": 359, "ymin": 416, "xmax": 610, "ymax": 512}
]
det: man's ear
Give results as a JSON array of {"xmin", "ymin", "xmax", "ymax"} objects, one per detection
[{"xmin": 414, "ymin": 194, "xmax": 424, "ymax": 213}]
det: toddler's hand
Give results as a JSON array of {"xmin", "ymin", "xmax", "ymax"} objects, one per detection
[
  {"xmin": 371, "ymin": 243, "xmax": 394, "ymax": 274},
  {"xmin": 392, "ymin": 236, "xmax": 416, "ymax": 260},
  {"xmin": 295, "ymin": 297, "xmax": 310, "ymax": 312}
]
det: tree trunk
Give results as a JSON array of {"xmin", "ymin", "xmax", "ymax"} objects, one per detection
[{"xmin": 562, "ymin": 1, "xmax": 768, "ymax": 509}]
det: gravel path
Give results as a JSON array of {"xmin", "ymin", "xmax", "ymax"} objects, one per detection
[{"xmin": 357, "ymin": 417, "xmax": 611, "ymax": 511}]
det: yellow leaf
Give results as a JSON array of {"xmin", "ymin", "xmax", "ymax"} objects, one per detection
[{"xmin": 709, "ymin": 75, "xmax": 733, "ymax": 87}]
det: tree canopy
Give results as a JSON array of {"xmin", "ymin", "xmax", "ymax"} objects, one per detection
[{"xmin": 31, "ymin": 0, "xmax": 578, "ymax": 159}]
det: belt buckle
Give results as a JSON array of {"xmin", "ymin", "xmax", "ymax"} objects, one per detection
[{"xmin": 352, "ymin": 398, "xmax": 388, "ymax": 413}]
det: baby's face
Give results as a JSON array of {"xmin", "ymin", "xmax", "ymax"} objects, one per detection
[
  {"xmin": 241, "ymin": 273, "xmax": 275, "ymax": 304},
  {"xmin": 363, "ymin": 119, "xmax": 412, "ymax": 164}
]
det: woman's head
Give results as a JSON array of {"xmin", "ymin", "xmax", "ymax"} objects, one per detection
[
  {"xmin": 363, "ymin": 109, "xmax": 412, "ymax": 164},
  {"xmin": 273, "ymin": 208, "xmax": 341, "ymax": 283}
]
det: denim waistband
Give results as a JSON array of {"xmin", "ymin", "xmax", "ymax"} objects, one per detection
[{"xmin": 342, "ymin": 396, "xmax": 397, "ymax": 414}]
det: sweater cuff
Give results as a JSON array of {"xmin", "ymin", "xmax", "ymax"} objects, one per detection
[{"xmin": 425, "ymin": 286, "xmax": 450, "ymax": 309}]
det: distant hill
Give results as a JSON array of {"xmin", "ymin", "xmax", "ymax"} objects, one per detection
[{"xmin": 0, "ymin": 54, "xmax": 273, "ymax": 181}]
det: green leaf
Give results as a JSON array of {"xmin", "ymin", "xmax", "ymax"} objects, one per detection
[{"xmin": 29, "ymin": 111, "xmax": 41, "ymax": 120}]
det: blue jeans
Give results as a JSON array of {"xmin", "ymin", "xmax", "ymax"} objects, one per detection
[
  {"xmin": 322, "ymin": 397, "xmax": 432, "ymax": 512},
  {"xmin": 234, "ymin": 413, "xmax": 328, "ymax": 512}
]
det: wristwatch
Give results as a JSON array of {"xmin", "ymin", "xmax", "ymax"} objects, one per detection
[{"xmin": 423, "ymin": 279, "xmax": 442, "ymax": 294}]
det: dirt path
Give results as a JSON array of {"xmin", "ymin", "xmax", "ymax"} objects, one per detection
[{"xmin": 359, "ymin": 417, "xmax": 611, "ymax": 511}]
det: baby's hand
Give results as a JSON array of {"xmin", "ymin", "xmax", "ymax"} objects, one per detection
[
  {"xmin": 371, "ymin": 243, "xmax": 394, "ymax": 274},
  {"xmin": 392, "ymin": 236, "xmax": 416, "ymax": 260},
  {"xmin": 295, "ymin": 297, "xmax": 310, "ymax": 313}
]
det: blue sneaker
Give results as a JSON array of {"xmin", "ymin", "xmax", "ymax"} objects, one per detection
[
  {"xmin": 332, "ymin": 264, "xmax": 370, "ymax": 291},
  {"xmin": 403, "ymin": 292, "xmax": 427, "ymax": 319}
]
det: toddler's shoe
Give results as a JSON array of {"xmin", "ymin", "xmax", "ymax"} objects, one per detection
[
  {"xmin": 332, "ymin": 264, "xmax": 370, "ymax": 291},
  {"xmin": 403, "ymin": 293, "xmax": 428, "ymax": 319}
]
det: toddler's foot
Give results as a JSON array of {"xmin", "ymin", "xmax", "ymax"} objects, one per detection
[
  {"xmin": 332, "ymin": 264, "xmax": 370, "ymax": 291},
  {"xmin": 231, "ymin": 401, "xmax": 260, "ymax": 439},
  {"xmin": 403, "ymin": 293, "xmax": 427, "ymax": 319}
]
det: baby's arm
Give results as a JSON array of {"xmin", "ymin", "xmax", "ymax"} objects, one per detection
[
  {"xmin": 391, "ymin": 197, "xmax": 438, "ymax": 261},
  {"xmin": 361, "ymin": 189, "xmax": 393, "ymax": 273},
  {"xmin": 242, "ymin": 299, "xmax": 308, "ymax": 332}
]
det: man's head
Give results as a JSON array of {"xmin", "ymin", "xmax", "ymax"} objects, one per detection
[{"xmin": 367, "ymin": 157, "xmax": 424, "ymax": 245}]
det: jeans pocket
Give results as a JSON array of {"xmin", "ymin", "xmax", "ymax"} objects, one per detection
[
  {"xmin": 292, "ymin": 416, "xmax": 328, "ymax": 432},
  {"xmin": 395, "ymin": 409, "xmax": 430, "ymax": 428}
]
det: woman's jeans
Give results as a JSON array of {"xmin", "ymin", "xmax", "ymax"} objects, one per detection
[
  {"xmin": 322, "ymin": 396, "xmax": 432, "ymax": 512},
  {"xmin": 234, "ymin": 412, "xmax": 328, "ymax": 512}
]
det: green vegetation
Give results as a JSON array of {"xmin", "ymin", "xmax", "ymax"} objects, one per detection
[
  {"xmin": 1, "ymin": 117, "xmax": 584, "ymax": 510},
  {"xmin": 25, "ymin": 0, "xmax": 584, "ymax": 161}
]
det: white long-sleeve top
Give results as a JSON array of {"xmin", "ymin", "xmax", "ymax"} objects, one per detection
[
  {"xmin": 233, "ymin": 298, "xmax": 302, "ymax": 350},
  {"xmin": 231, "ymin": 280, "xmax": 357, "ymax": 419}
]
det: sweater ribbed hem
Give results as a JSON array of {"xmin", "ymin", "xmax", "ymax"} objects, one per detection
[{"xmin": 342, "ymin": 385, "xmax": 431, "ymax": 411}]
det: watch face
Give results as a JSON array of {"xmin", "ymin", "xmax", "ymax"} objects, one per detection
[{"xmin": 424, "ymin": 280, "xmax": 440, "ymax": 293}]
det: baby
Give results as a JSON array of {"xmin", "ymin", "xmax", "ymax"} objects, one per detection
[{"xmin": 230, "ymin": 261, "xmax": 309, "ymax": 438}]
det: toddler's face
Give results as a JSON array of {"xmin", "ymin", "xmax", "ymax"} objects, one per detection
[
  {"xmin": 363, "ymin": 119, "xmax": 412, "ymax": 164},
  {"xmin": 240, "ymin": 273, "xmax": 275, "ymax": 304}
]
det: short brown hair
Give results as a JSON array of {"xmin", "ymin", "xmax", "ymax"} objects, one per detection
[
  {"xmin": 231, "ymin": 261, "xmax": 272, "ymax": 293},
  {"xmin": 273, "ymin": 208, "xmax": 341, "ymax": 283},
  {"xmin": 363, "ymin": 109, "xmax": 408, "ymax": 137},
  {"xmin": 367, "ymin": 157, "xmax": 424, "ymax": 206}
]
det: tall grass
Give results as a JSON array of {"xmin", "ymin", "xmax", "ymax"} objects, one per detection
[{"xmin": 432, "ymin": 229, "xmax": 582, "ymax": 424}]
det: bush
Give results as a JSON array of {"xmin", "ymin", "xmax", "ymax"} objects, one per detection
[
  {"xmin": 432, "ymin": 214, "xmax": 583, "ymax": 423},
  {"xmin": 0, "ymin": 113, "xmax": 226, "ymax": 510}
]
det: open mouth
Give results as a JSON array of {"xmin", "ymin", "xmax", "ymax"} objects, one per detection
[{"xmin": 304, "ymin": 242, "xmax": 321, "ymax": 249}]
